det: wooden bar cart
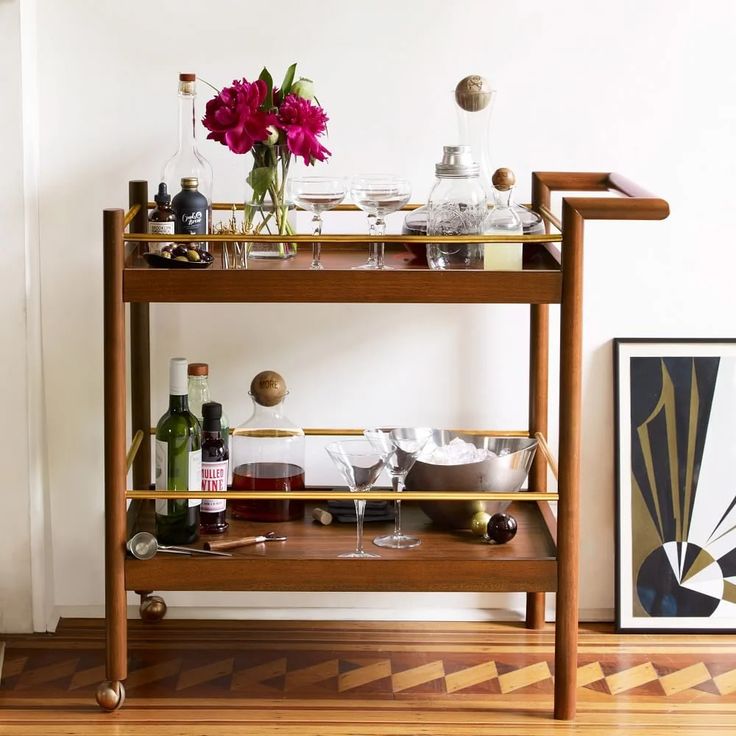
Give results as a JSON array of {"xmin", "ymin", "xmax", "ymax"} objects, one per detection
[{"xmin": 99, "ymin": 173, "xmax": 668, "ymax": 720}]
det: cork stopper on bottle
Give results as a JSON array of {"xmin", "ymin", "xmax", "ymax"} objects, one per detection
[
  {"xmin": 178, "ymin": 73, "xmax": 196, "ymax": 96},
  {"xmin": 454, "ymin": 75, "xmax": 493, "ymax": 112},
  {"xmin": 492, "ymin": 167, "xmax": 516, "ymax": 191},
  {"xmin": 250, "ymin": 370, "xmax": 288, "ymax": 407}
]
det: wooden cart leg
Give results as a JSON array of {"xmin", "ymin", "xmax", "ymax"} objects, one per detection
[
  {"xmin": 554, "ymin": 203, "xmax": 583, "ymax": 720},
  {"xmin": 526, "ymin": 301, "xmax": 550, "ymax": 629},
  {"xmin": 101, "ymin": 208, "xmax": 128, "ymax": 710}
]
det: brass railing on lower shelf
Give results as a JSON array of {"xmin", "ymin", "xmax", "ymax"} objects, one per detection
[
  {"xmin": 124, "ymin": 427, "xmax": 559, "ymax": 503},
  {"xmin": 124, "ymin": 490, "xmax": 559, "ymax": 502}
]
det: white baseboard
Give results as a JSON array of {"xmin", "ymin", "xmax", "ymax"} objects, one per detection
[{"xmin": 51, "ymin": 604, "xmax": 615, "ymax": 629}]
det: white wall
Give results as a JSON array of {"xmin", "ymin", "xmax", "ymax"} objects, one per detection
[
  {"xmin": 0, "ymin": 0, "xmax": 33, "ymax": 633},
  {"xmin": 2, "ymin": 0, "xmax": 736, "ymax": 630}
]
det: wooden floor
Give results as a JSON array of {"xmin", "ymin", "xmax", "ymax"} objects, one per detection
[{"xmin": 2, "ymin": 619, "xmax": 736, "ymax": 734}]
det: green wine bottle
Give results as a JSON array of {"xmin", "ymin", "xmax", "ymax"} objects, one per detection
[{"xmin": 155, "ymin": 357, "xmax": 202, "ymax": 545}]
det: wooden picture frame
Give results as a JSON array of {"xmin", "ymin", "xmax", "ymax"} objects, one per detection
[{"xmin": 614, "ymin": 338, "xmax": 736, "ymax": 632}]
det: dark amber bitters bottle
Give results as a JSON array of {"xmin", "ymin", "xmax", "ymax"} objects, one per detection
[
  {"xmin": 148, "ymin": 182, "xmax": 176, "ymax": 253},
  {"xmin": 200, "ymin": 401, "xmax": 229, "ymax": 534}
]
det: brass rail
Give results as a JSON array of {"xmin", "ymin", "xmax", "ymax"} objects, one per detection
[
  {"xmin": 126, "ymin": 430, "xmax": 144, "ymax": 472},
  {"xmin": 143, "ymin": 427, "xmax": 532, "ymax": 437},
  {"xmin": 125, "ymin": 490, "xmax": 559, "ymax": 502},
  {"xmin": 123, "ymin": 204, "xmax": 141, "ymax": 229},
  {"xmin": 144, "ymin": 202, "xmax": 537, "ymax": 214},
  {"xmin": 535, "ymin": 431, "xmax": 559, "ymax": 482},
  {"xmin": 124, "ymin": 231, "xmax": 562, "ymax": 244},
  {"xmin": 538, "ymin": 204, "xmax": 562, "ymax": 232}
]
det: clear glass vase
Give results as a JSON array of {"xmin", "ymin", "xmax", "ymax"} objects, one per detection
[{"xmin": 244, "ymin": 144, "xmax": 297, "ymax": 260}]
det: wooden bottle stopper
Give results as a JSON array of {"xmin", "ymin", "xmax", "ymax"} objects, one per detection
[
  {"xmin": 312, "ymin": 507, "xmax": 333, "ymax": 525},
  {"xmin": 250, "ymin": 370, "xmax": 287, "ymax": 407},
  {"xmin": 455, "ymin": 75, "xmax": 493, "ymax": 112},
  {"xmin": 492, "ymin": 167, "xmax": 516, "ymax": 191}
]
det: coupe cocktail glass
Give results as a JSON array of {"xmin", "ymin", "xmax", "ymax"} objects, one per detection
[
  {"xmin": 289, "ymin": 176, "xmax": 346, "ymax": 270},
  {"xmin": 350, "ymin": 175, "xmax": 411, "ymax": 270},
  {"xmin": 325, "ymin": 440, "xmax": 389, "ymax": 558},
  {"xmin": 364, "ymin": 427, "xmax": 432, "ymax": 548}
]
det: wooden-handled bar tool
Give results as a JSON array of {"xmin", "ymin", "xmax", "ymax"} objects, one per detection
[{"xmin": 204, "ymin": 531, "xmax": 288, "ymax": 551}]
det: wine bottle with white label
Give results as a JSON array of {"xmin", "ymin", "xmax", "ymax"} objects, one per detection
[
  {"xmin": 155, "ymin": 357, "xmax": 202, "ymax": 545},
  {"xmin": 200, "ymin": 401, "xmax": 229, "ymax": 534}
]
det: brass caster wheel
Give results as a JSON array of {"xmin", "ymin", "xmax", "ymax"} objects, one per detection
[
  {"xmin": 140, "ymin": 594, "xmax": 167, "ymax": 622},
  {"xmin": 96, "ymin": 680, "xmax": 125, "ymax": 711}
]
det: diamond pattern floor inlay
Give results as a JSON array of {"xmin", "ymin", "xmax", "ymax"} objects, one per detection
[{"xmin": 2, "ymin": 619, "xmax": 736, "ymax": 708}]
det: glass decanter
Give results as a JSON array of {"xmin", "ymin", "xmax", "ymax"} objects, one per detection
[
  {"xmin": 483, "ymin": 168, "xmax": 523, "ymax": 271},
  {"xmin": 231, "ymin": 371, "xmax": 305, "ymax": 522}
]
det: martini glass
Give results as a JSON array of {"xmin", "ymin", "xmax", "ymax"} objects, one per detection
[
  {"xmin": 289, "ymin": 176, "xmax": 346, "ymax": 270},
  {"xmin": 364, "ymin": 427, "xmax": 432, "ymax": 548},
  {"xmin": 325, "ymin": 439, "xmax": 389, "ymax": 558},
  {"xmin": 350, "ymin": 175, "xmax": 411, "ymax": 270}
]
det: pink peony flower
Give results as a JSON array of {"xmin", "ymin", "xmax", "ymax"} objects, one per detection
[
  {"xmin": 202, "ymin": 79, "xmax": 277, "ymax": 154},
  {"xmin": 277, "ymin": 93, "xmax": 331, "ymax": 165}
]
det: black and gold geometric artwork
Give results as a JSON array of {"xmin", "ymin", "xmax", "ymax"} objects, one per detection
[{"xmin": 626, "ymin": 352, "xmax": 736, "ymax": 628}]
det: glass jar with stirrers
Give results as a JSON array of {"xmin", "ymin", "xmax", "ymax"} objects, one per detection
[
  {"xmin": 325, "ymin": 440, "xmax": 390, "ymax": 558},
  {"xmin": 364, "ymin": 427, "xmax": 432, "ymax": 548},
  {"xmin": 350, "ymin": 175, "xmax": 411, "ymax": 270},
  {"xmin": 288, "ymin": 176, "xmax": 346, "ymax": 270}
]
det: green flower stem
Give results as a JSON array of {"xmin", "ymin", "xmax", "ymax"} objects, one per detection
[{"xmin": 246, "ymin": 146, "xmax": 295, "ymax": 256}]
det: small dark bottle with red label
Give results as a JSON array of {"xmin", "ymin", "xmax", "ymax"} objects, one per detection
[{"xmin": 200, "ymin": 401, "xmax": 229, "ymax": 534}]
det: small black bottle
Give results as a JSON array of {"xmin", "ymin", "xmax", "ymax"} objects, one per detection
[
  {"xmin": 200, "ymin": 401, "xmax": 229, "ymax": 534},
  {"xmin": 173, "ymin": 176, "xmax": 208, "ymax": 235}
]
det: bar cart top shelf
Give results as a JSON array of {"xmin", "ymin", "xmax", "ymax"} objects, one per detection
[{"xmin": 122, "ymin": 241, "xmax": 563, "ymax": 305}]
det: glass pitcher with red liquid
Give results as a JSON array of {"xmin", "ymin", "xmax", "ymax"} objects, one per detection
[{"xmin": 230, "ymin": 371, "xmax": 305, "ymax": 522}]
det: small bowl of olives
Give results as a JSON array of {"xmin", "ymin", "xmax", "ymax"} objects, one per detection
[{"xmin": 143, "ymin": 243, "xmax": 214, "ymax": 269}]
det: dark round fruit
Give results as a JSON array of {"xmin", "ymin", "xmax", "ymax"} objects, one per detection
[
  {"xmin": 486, "ymin": 513, "xmax": 517, "ymax": 544},
  {"xmin": 173, "ymin": 244, "xmax": 188, "ymax": 257}
]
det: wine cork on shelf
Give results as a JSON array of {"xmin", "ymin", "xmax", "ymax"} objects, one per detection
[{"xmin": 312, "ymin": 507, "xmax": 333, "ymax": 525}]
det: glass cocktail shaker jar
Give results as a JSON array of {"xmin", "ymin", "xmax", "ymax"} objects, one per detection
[
  {"xmin": 426, "ymin": 145, "xmax": 487, "ymax": 270},
  {"xmin": 230, "ymin": 371, "xmax": 305, "ymax": 522}
]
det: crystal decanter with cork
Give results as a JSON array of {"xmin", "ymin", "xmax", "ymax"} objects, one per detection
[
  {"xmin": 230, "ymin": 371, "xmax": 305, "ymax": 522},
  {"xmin": 483, "ymin": 167, "xmax": 524, "ymax": 271}
]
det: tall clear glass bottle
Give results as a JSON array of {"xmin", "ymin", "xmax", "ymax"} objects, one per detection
[
  {"xmin": 187, "ymin": 363, "xmax": 229, "ymax": 432},
  {"xmin": 162, "ymin": 73, "xmax": 213, "ymax": 231},
  {"xmin": 188, "ymin": 362, "xmax": 230, "ymax": 480},
  {"xmin": 155, "ymin": 358, "xmax": 202, "ymax": 545},
  {"xmin": 483, "ymin": 168, "xmax": 523, "ymax": 271},
  {"xmin": 454, "ymin": 75, "xmax": 496, "ymax": 200},
  {"xmin": 231, "ymin": 371, "xmax": 305, "ymax": 522}
]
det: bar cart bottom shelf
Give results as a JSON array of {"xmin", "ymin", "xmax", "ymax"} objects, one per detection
[{"xmin": 125, "ymin": 500, "xmax": 557, "ymax": 595}]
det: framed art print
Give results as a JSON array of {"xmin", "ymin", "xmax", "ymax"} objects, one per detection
[{"xmin": 614, "ymin": 339, "xmax": 736, "ymax": 632}]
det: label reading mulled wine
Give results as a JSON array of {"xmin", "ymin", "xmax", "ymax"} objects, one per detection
[{"xmin": 201, "ymin": 460, "xmax": 228, "ymax": 513}]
